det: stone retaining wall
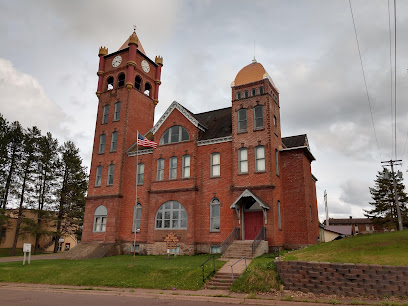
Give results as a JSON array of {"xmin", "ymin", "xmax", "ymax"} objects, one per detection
[{"xmin": 275, "ymin": 260, "xmax": 408, "ymax": 297}]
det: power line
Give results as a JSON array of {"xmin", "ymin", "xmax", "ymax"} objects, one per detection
[
  {"xmin": 348, "ymin": 0, "xmax": 382, "ymax": 161},
  {"xmin": 393, "ymin": 0, "xmax": 397, "ymax": 160}
]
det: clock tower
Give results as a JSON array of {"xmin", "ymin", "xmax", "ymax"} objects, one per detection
[{"xmin": 82, "ymin": 32, "xmax": 163, "ymax": 243}]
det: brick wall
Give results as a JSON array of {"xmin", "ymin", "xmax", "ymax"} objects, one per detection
[{"xmin": 275, "ymin": 260, "xmax": 408, "ymax": 297}]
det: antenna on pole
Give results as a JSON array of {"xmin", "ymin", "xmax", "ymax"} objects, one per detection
[
  {"xmin": 324, "ymin": 190, "xmax": 329, "ymax": 226},
  {"xmin": 252, "ymin": 40, "xmax": 257, "ymax": 63}
]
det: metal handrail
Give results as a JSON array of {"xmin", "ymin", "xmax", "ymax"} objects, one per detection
[
  {"xmin": 251, "ymin": 227, "xmax": 266, "ymax": 256},
  {"xmin": 200, "ymin": 255, "xmax": 216, "ymax": 283},
  {"xmin": 220, "ymin": 227, "xmax": 240, "ymax": 254},
  {"xmin": 230, "ymin": 256, "xmax": 247, "ymax": 282}
]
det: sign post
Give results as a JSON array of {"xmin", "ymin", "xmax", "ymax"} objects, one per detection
[
  {"xmin": 164, "ymin": 232, "xmax": 179, "ymax": 258},
  {"xmin": 23, "ymin": 243, "xmax": 31, "ymax": 265}
]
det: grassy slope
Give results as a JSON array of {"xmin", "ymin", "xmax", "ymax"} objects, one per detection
[
  {"xmin": 230, "ymin": 255, "xmax": 281, "ymax": 293},
  {"xmin": 283, "ymin": 230, "xmax": 408, "ymax": 266},
  {"xmin": 0, "ymin": 255, "xmax": 225, "ymax": 290}
]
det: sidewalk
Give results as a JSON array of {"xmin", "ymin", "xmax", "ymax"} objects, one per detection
[{"xmin": 0, "ymin": 253, "xmax": 61, "ymax": 263}]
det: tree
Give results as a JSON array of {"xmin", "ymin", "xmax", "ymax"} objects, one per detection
[
  {"xmin": 365, "ymin": 168, "xmax": 408, "ymax": 230},
  {"xmin": 11, "ymin": 126, "xmax": 41, "ymax": 256},
  {"xmin": 53, "ymin": 141, "xmax": 87, "ymax": 253}
]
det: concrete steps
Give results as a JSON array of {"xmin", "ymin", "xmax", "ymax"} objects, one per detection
[
  {"xmin": 222, "ymin": 240, "xmax": 254, "ymax": 259},
  {"xmin": 204, "ymin": 272, "xmax": 240, "ymax": 289}
]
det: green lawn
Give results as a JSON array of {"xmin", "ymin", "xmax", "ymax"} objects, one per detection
[
  {"xmin": 230, "ymin": 254, "xmax": 281, "ymax": 293},
  {"xmin": 0, "ymin": 248, "xmax": 47, "ymax": 257},
  {"xmin": 283, "ymin": 230, "xmax": 408, "ymax": 266},
  {"xmin": 0, "ymin": 254, "xmax": 225, "ymax": 290}
]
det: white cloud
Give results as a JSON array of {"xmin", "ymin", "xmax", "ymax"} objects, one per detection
[{"xmin": 0, "ymin": 58, "xmax": 66, "ymax": 133}]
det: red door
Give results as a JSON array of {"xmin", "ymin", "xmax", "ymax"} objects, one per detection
[{"xmin": 244, "ymin": 211, "xmax": 263, "ymax": 240}]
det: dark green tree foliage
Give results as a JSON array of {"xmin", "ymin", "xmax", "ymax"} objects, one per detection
[
  {"xmin": 53, "ymin": 141, "xmax": 87, "ymax": 253},
  {"xmin": 365, "ymin": 168, "xmax": 408, "ymax": 230},
  {"xmin": 11, "ymin": 127, "xmax": 41, "ymax": 256}
]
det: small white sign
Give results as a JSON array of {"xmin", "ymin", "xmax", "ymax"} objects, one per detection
[
  {"xmin": 59, "ymin": 238, "xmax": 65, "ymax": 243},
  {"xmin": 23, "ymin": 243, "xmax": 31, "ymax": 253}
]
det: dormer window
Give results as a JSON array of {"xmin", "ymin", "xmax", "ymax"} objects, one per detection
[
  {"xmin": 160, "ymin": 126, "xmax": 189, "ymax": 145},
  {"xmin": 107, "ymin": 76, "xmax": 114, "ymax": 90},
  {"xmin": 118, "ymin": 73, "xmax": 125, "ymax": 87}
]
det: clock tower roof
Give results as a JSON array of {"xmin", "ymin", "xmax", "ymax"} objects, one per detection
[{"xmin": 118, "ymin": 31, "xmax": 146, "ymax": 54}]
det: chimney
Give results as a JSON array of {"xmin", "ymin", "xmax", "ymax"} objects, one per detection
[{"xmin": 349, "ymin": 216, "xmax": 352, "ymax": 219}]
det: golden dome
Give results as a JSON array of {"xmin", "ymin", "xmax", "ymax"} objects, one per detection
[{"xmin": 233, "ymin": 60, "xmax": 278, "ymax": 91}]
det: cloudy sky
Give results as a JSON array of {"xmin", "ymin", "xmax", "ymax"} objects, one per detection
[{"xmin": 1, "ymin": 0, "xmax": 407, "ymax": 221}]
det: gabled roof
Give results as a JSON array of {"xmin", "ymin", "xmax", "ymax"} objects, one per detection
[
  {"xmin": 195, "ymin": 107, "xmax": 232, "ymax": 140},
  {"xmin": 230, "ymin": 189, "xmax": 270, "ymax": 210},
  {"xmin": 325, "ymin": 225, "xmax": 352, "ymax": 236},
  {"xmin": 151, "ymin": 101, "xmax": 208, "ymax": 135}
]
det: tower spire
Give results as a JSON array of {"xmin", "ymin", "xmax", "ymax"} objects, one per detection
[{"xmin": 252, "ymin": 40, "xmax": 257, "ymax": 63}]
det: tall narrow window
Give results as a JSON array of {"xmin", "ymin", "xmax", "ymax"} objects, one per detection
[
  {"xmin": 211, "ymin": 153, "xmax": 220, "ymax": 177},
  {"xmin": 107, "ymin": 76, "xmax": 114, "ymax": 90},
  {"xmin": 254, "ymin": 105, "xmax": 264, "ymax": 129},
  {"xmin": 255, "ymin": 146, "xmax": 265, "ymax": 172},
  {"xmin": 93, "ymin": 205, "xmax": 107, "ymax": 232},
  {"xmin": 137, "ymin": 163, "xmax": 144, "ymax": 185},
  {"xmin": 251, "ymin": 88, "xmax": 256, "ymax": 96},
  {"xmin": 238, "ymin": 109, "xmax": 247, "ymax": 132},
  {"xmin": 95, "ymin": 165, "xmax": 103, "ymax": 187},
  {"xmin": 144, "ymin": 83, "xmax": 151, "ymax": 96},
  {"xmin": 238, "ymin": 148, "xmax": 248, "ymax": 174},
  {"xmin": 118, "ymin": 73, "xmax": 125, "ymax": 87},
  {"xmin": 210, "ymin": 198, "xmax": 220, "ymax": 232},
  {"xmin": 114, "ymin": 102, "xmax": 121, "ymax": 121},
  {"xmin": 259, "ymin": 86, "xmax": 264, "ymax": 94},
  {"xmin": 102, "ymin": 105, "xmax": 109, "ymax": 124},
  {"xmin": 134, "ymin": 75, "xmax": 142, "ymax": 90},
  {"xmin": 275, "ymin": 149, "xmax": 279, "ymax": 176},
  {"xmin": 110, "ymin": 131, "xmax": 118, "ymax": 152},
  {"xmin": 277, "ymin": 201, "xmax": 281, "ymax": 230},
  {"xmin": 236, "ymin": 92, "xmax": 241, "ymax": 100},
  {"xmin": 107, "ymin": 164, "xmax": 115, "ymax": 185},
  {"xmin": 133, "ymin": 203, "xmax": 142, "ymax": 232},
  {"xmin": 157, "ymin": 158, "xmax": 164, "ymax": 181},
  {"xmin": 273, "ymin": 115, "xmax": 277, "ymax": 127},
  {"xmin": 182, "ymin": 155, "xmax": 190, "ymax": 178},
  {"xmin": 244, "ymin": 90, "xmax": 249, "ymax": 98},
  {"xmin": 169, "ymin": 156, "xmax": 177, "ymax": 179},
  {"xmin": 99, "ymin": 134, "xmax": 106, "ymax": 154}
]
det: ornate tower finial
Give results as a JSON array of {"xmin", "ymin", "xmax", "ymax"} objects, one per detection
[
  {"xmin": 99, "ymin": 46, "xmax": 108, "ymax": 56},
  {"xmin": 252, "ymin": 40, "xmax": 257, "ymax": 63},
  {"xmin": 155, "ymin": 55, "xmax": 163, "ymax": 66},
  {"xmin": 133, "ymin": 25, "xmax": 137, "ymax": 33},
  {"xmin": 128, "ymin": 32, "xmax": 139, "ymax": 46}
]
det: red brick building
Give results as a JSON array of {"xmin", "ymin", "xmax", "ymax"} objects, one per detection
[{"xmin": 81, "ymin": 32, "xmax": 320, "ymax": 255}]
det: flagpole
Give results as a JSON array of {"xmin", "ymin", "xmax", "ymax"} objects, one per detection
[{"xmin": 133, "ymin": 131, "xmax": 139, "ymax": 266}]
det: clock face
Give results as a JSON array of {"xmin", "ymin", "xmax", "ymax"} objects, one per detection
[
  {"xmin": 141, "ymin": 60, "xmax": 150, "ymax": 73},
  {"xmin": 112, "ymin": 55, "xmax": 122, "ymax": 67}
]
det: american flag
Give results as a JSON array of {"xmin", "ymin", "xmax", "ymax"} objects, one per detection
[{"xmin": 137, "ymin": 132, "xmax": 157, "ymax": 148}]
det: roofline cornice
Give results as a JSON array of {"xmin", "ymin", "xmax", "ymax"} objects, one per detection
[{"xmin": 280, "ymin": 145, "xmax": 316, "ymax": 161}]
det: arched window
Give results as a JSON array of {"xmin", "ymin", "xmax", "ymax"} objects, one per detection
[
  {"xmin": 99, "ymin": 134, "xmax": 106, "ymax": 154},
  {"xmin": 144, "ymin": 82, "xmax": 151, "ymax": 96},
  {"xmin": 94, "ymin": 205, "xmax": 107, "ymax": 232},
  {"xmin": 210, "ymin": 198, "xmax": 220, "ymax": 232},
  {"xmin": 118, "ymin": 73, "xmax": 125, "ymax": 88},
  {"xmin": 236, "ymin": 92, "xmax": 241, "ymax": 100},
  {"xmin": 259, "ymin": 86, "xmax": 264, "ymax": 94},
  {"xmin": 251, "ymin": 88, "xmax": 256, "ymax": 96},
  {"xmin": 134, "ymin": 76, "xmax": 142, "ymax": 90},
  {"xmin": 133, "ymin": 203, "xmax": 142, "ymax": 232},
  {"xmin": 159, "ymin": 126, "xmax": 190, "ymax": 145},
  {"xmin": 107, "ymin": 76, "xmax": 114, "ymax": 90},
  {"xmin": 244, "ymin": 90, "xmax": 249, "ymax": 98},
  {"xmin": 155, "ymin": 201, "xmax": 187, "ymax": 229}
]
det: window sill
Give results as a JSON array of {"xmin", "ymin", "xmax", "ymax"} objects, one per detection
[
  {"xmin": 137, "ymin": 183, "xmax": 143, "ymax": 186},
  {"xmin": 237, "ymin": 130, "xmax": 248, "ymax": 134},
  {"xmin": 98, "ymin": 152, "xmax": 105, "ymax": 155},
  {"xmin": 210, "ymin": 230, "xmax": 220, "ymax": 233},
  {"xmin": 94, "ymin": 185, "xmax": 101, "ymax": 188},
  {"xmin": 106, "ymin": 184, "xmax": 113, "ymax": 187},
  {"xmin": 210, "ymin": 175, "xmax": 221, "ymax": 179},
  {"xmin": 154, "ymin": 228, "xmax": 187, "ymax": 231},
  {"xmin": 238, "ymin": 172, "xmax": 249, "ymax": 176},
  {"xmin": 253, "ymin": 127, "xmax": 265, "ymax": 131},
  {"xmin": 255, "ymin": 171, "xmax": 266, "ymax": 174},
  {"xmin": 131, "ymin": 230, "xmax": 141, "ymax": 233},
  {"xmin": 110, "ymin": 150, "xmax": 117, "ymax": 153}
]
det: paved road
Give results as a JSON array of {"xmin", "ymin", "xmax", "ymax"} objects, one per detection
[{"xmin": 0, "ymin": 284, "xmax": 319, "ymax": 306}]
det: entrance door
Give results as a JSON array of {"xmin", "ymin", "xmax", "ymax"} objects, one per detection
[{"xmin": 244, "ymin": 211, "xmax": 263, "ymax": 240}]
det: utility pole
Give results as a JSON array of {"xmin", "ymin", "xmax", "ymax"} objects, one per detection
[
  {"xmin": 324, "ymin": 190, "xmax": 329, "ymax": 226},
  {"xmin": 381, "ymin": 159, "xmax": 403, "ymax": 231}
]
